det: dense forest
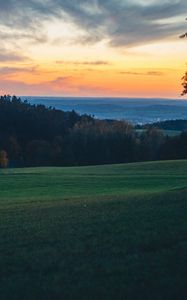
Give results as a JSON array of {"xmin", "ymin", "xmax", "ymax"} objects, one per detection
[
  {"xmin": 137, "ymin": 119, "xmax": 187, "ymax": 131},
  {"xmin": 0, "ymin": 95, "xmax": 187, "ymax": 167}
]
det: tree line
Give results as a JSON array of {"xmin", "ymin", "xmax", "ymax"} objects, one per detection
[
  {"xmin": 0, "ymin": 95, "xmax": 187, "ymax": 168},
  {"xmin": 136, "ymin": 119, "xmax": 187, "ymax": 131}
]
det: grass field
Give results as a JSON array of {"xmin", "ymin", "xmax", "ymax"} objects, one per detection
[
  {"xmin": 0, "ymin": 160, "xmax": 187, "ymax": 299},
  {"xmin": 135, "ymin": 129, "xmax": 181, "ymax": 137}
]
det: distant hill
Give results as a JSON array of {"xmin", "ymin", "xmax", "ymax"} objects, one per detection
[
  {"xmin": 141, "ymin": 119, "xmax": 187, "ymax": 131},
  {"xmin": 24, "ymin": 96, "xmax": 187, "ymax": 124}
]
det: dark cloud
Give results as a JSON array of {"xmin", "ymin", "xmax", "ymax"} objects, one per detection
[
  {"xmin": 0, "ymin": 49, "xmax": 27, "ymax": 62},
  {"xmin": 56, "ymin": 60, "xmax": 110, "ymax": 65},
  {"xmin": 0, "ymin": 66, "xmax": 39, "ymax": 75},
  {"xmin": 120, "ymin": 70, "xmax": 164, "ymax": 76},
  {"xmin": 146, "ymin": 71, "xmax": 163, "ymax": 76},
  {"xmin": 0, "ymin": 0, "xmax": 186, "ymax": 47}
]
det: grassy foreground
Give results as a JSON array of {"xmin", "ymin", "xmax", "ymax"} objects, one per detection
[{"xmin": 0, "ymin": 160, "xmax": 187, "ymax": 299}]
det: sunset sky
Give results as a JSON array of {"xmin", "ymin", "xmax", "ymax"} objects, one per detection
[{"xmin": 0, "ymin": 0, "xmax": 187, "ymax": 98}]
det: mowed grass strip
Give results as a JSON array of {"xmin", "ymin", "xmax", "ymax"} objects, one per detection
[
  {"xmin": 1, "ymin": 160, "xmax": 187, "ymax": 203},
  {"xmin": 0, "ymin": 160, "xmax": 187, "ymax": 299}
]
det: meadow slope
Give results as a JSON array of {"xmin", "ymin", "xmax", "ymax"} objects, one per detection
[{"xmin": 0, "ymin": 160, "xmax": 186, "ymax": 299}]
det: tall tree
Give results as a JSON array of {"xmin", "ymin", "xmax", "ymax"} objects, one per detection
[
  {"xmin": 181, "ymin": 72, "xmax": 187, "ymax": 96},
  {"xmin": 180, "ymin": 19, "xmax": 187, "ymax": 95},
  {"xmin": 0, "ymin": 150, "xmax": 9, "ymax": 168}
]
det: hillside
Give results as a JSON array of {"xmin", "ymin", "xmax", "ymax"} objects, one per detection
[
  {"xmin": 1, "ymin": 96, "xmax": 187, "ymax": 168},
  {"xmin": 0, "ymin": 160, "xmax": 187, "ymax": 299}
]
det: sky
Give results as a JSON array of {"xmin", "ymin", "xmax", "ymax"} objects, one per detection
[{"xmin": 0, "ymin": 0, "xmax": 187, "ymax": 98}]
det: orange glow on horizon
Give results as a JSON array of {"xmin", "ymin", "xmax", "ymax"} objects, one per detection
[{"xmin": 0, "ymin": 39, "xmax": 187, "ymax": 98}]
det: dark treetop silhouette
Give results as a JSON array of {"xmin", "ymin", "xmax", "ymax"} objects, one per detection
[{"xmin": 180, "ymin": 18, "xmax": 187, "ymax": 95}]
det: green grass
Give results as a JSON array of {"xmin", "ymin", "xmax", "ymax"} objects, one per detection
[
  {"xmin": 0, "ymin": 160, "xmax": 187, "ymax": 299},
  {"xmin": 136, "ymin": 129, "xmax": 181, "ymax": 137},
  {"xmin": 163, "ymin": 130, "xmax": 182, "ymax": 137}
]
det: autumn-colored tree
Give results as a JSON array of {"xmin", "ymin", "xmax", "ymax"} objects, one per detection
[
  {"xmin": 181, "ymin": 72, "xmax": 187, "ymax": 96},
  {"xmin": 0, "ymin": 150, "xmax": 9, "ymax": 168}
]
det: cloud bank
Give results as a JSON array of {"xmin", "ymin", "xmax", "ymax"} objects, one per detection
[
  {"xmin": 0, "ymin": 49, "xmax": 27, "ymax": 62},
  {"xmin": 55, "ymin": 60, "xmax": 110, "ymax": 66},
  {"xmin": 120, "ymin": 70, "xmax": 164, "ymax": 76},
  {"xmin": 0, "ymin": 0, "xmax": 186, "ymax": 48}
]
